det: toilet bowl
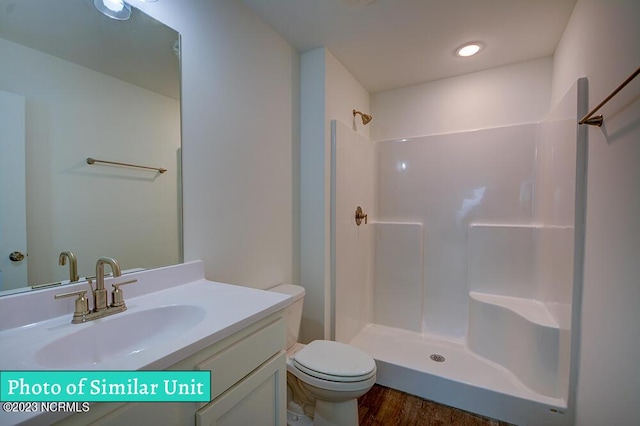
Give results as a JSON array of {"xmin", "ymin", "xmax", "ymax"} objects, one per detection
[{"xmin": 269, "ymin": 284, "xmax": 376, "ymax": 426}]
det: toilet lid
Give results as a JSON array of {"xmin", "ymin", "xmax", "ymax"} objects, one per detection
[{"xmin": 293, "ymin": 341, "xmax": 376, "ymax": 382}]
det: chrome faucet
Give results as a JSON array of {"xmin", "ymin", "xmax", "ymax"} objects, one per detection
[
  {"xmin": 58, "ymin": 251, "xmax": 79, "ymax": 282},
  {"xmin": 54, "ymin": 256, "xmax": 136, "ymax": 323}
]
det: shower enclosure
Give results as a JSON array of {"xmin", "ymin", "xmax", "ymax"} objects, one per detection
[{"xmin": 331, "ymin": 80, "xmax": 587, "ymax": 426}]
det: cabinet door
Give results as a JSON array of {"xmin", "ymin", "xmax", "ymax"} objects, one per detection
[{"xmin": 196, "ymin": 353, "xmax": 286, "ymax": 426}]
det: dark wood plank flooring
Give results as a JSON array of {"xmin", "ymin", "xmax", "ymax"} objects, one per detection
[{"xmin": 358, "ymin": 384, "xmax": 511, "ymax": 426}]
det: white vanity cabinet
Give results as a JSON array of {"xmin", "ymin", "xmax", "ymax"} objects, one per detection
[
  {"xmin": 192, "ymin": 314, "xmax": 286, "ymax": 426},
  {"xmin": 55, "ymin": 313, "xmax": 286, "ymax": 426}
]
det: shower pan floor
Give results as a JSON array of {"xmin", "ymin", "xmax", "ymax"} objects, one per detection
[{"xmin": 349, "ymin": 324, "xmax": 569, "ymax": 426}]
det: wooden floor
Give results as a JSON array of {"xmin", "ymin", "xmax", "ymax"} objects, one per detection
[{"xmin": 358, "ymin": 384, "xmax": 511, "ymax": 426}]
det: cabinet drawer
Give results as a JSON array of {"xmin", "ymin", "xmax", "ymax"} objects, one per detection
[{"xmin": 196, "ymin": 317, "xmax": 284, "ymax": 401}]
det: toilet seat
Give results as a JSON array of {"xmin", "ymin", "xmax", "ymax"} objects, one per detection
[
  {"xmin": 292, "ymin": 340, "xmax": 376, "ymax": 383},
  {"xmin": 293, "ymin": 361, "xmax": 376, "ymax": 383},
  {"xmin": 287, "ymin": 359, "xmax": 376, "ymax": 393}
]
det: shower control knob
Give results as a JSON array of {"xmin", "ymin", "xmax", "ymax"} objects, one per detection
[{"xmin": 355, "ymin": 206, "xmax": 368, "ymax": 226}]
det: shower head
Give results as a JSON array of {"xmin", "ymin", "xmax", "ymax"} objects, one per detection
[{"xmin": 353, "ymin": 109, "xmax": 373, "ymax": 125}]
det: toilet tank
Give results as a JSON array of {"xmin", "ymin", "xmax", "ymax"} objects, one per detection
[{"xmin": 268, "ymin": 284, "xmax": 305, "ymax": 350}]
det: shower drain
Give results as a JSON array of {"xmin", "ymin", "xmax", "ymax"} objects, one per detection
[{"xmin": 429, "ymin": 354, "xmax": 445, "ymax": 362}]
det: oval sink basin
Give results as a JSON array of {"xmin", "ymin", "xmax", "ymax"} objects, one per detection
[{"xmin": 35, "ymin": 305, "xmax": 206, "ymax": 368}]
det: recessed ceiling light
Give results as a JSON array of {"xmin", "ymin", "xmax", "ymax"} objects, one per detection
[
  {"xmin": 94, "ymin": 0, "xmax": 131, "ymax": 20},
  {"xmin": 455, "ymin": 42, "xmax": 484, "ymax": 58}
]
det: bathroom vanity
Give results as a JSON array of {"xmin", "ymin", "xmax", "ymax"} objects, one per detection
[{"xmin": 0, "ymin": 261, "xmax": 291, "ymax": 426}]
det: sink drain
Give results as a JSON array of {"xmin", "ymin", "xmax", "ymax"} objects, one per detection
[{"xmin": 429, "ymin": 354, "xmax": 445, "ymax": 362}]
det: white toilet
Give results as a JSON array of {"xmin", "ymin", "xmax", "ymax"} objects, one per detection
[{"xmin": 269, "ymin": 284, "xmax": 376, "ymax": 426}]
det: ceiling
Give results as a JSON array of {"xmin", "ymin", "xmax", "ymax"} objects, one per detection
[
  {"xmin": 240, "ymin": 0, "xmax": 577, "ymax": 93},
  {"xmin": 0, "ymin": 0, "xmax": 180, "ymax": 99}
]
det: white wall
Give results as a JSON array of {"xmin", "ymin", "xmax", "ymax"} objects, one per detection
[
  {"xmin": 326, "ymin": 52, "xmax": 371, "ymax": 141},
  {"xmin": 300, "ymin": 48, "xmax": 370, "ymax": 341},
  {"xmin": 551, "ymin": 1, "xmax": 640, "ymax": 424},
  {"xmin": 333, "ymin": 120, "xmax": 376, "ymax": 343},
  {"xmin": 326, "ymin": 50, "xmax": 371, "ymax": 339},
  {"xmin": 0, "ymin": 37, "xmax": 180, "ymax": 285},
  {"xmin": 371, "ymin": 57, "xmax": 552, "ymax": 141},
  {"xmin": 133, "ymin": 0, "xmax": 299, "ymax": 291}
]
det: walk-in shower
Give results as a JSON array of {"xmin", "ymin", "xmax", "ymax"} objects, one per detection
[{"xmin": 331, "ymin": 80, "xmax": 587, "ymax": 425}]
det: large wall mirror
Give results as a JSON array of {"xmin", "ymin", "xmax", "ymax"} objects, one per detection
[{"xmin": 0, "ymin": 0, "xmax": 182, "ymax": 295}]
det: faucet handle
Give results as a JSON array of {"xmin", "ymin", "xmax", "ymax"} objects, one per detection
[
  {"xmin": 54, "ymin": 289, "xmax": 90, "ymax": 323},
  {"xmin": 111, "ymin": 279, "xmax": 137, "ymax": 308},
  {"xmin": 54, "ymin": 288, "xmax": 88, "ymax": 301}
]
